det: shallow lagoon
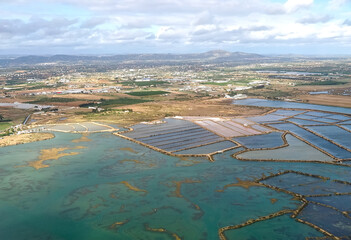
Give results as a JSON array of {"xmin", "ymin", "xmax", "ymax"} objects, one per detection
[{"xmin": 1, "ymin": 130, "xmax": 351, "ymax": 239}]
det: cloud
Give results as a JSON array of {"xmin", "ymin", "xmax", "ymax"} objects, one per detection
[
  {"xmin": 298, "ymin": 15, "xmax": 332, "ymax": 24},
  {"xmin": 81, "ymin": 17, "xmax": 107, "ymax": 28},
  {"xmin": 328, "ymin": 0, "xmax": 350, "ymax": 9},
  {"xmin": 0, "ymin": 0, "xmax": 350, "ymax": 54},
  {"xmin": 0, "ymin": 17, "xmax": 77, "ymax": 37},
  {"xmin": 120, "ymin": 18, "xmax": 152, "ymax": 29},
  {"xmin": 343, "ymin": 19, "xmax": 351, "ymax": 26},
  {"xmin": 156, "ymin": 27, "xmax": 187, "ymax": 41},
  {"xmin": 189, "ymin": 25, "xmax": 273, "ymax": 44},
  {"xmin": 193, "ymin": 11, "xmax": 215, "ymax": 25},
  {"xmin": 284, "ymin": 0, "xmax": 314, "ymax": 13}
]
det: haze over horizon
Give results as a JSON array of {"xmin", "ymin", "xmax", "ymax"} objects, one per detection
[{"xmin": 1, "ymin": 0, "xmax": 351, "ymax": 55}]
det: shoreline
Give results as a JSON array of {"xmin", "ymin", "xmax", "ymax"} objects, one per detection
[{"xmin": 0, "ymin": 132, "xmax": 55, "ymax": 147}]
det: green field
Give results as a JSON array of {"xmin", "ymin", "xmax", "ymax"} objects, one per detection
[
  {"xmin": 126, "ymin": 91, "xmax": 169, "ymax": 96},
  {"xmin": 26, "ymin": 97, "xmax": 80, "ymax": 103},
  {"xmin": 0, "ymin": 122, "xmax": 12, "ymax": 131},
  {"xmin": 297, "ymin": 80, "xmax": 348, "ymax": 86},
  {"xmin": 80, "ymin": 98, "xmax": 151, "ymax": 108},
  {"xmin": 245, "ymin": 90, "xmax": 291, "ymax": 99}
]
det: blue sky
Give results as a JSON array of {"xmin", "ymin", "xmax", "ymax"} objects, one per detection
[{"xmin": 0, "ymin": 0, "xmax": 351, "ymax": 55}]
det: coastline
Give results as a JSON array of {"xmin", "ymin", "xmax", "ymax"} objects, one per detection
[{"xmin": 0, "ymin": 132, "xmax": 55, "ymax": 147}]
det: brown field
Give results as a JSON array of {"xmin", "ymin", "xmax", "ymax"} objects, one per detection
[
  {"xmin": 0, "ymin": 107, "xmax": 32, "ymax": 124},
  {"xmin": 66, "ymin": 98, "xmax": 269, "ymax": 126},
  {"xmin": 129, "ymin": 98, "xmax": 268, "ymax": 118},
  {"xmin": 297, "ymin": 94, "xmax": 351, "ymax": 108}
]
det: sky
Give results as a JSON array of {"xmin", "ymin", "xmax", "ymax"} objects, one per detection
[{"xmin": 0, "ymin": 0, "xmax": 351, "ymax": 55}]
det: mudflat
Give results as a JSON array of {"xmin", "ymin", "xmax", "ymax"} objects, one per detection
[{"xmin": 0, "ymin": 132, "xmax": 54, "ymax": 147}]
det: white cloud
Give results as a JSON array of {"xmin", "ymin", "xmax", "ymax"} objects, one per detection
[
  {"xmin": 298, "ymin": 15, "xmax": 332, "ymax": 24},
  {"xmin": 0, "ymin": 0, "xmax": 351, "ymax": 54},
  {"xmin": 284, "ymin": 0, "xmax": 314, "ymax": 13},
  {"xmin": 328, "ymin": 0, "xmax": 349, "ymax": 9}
]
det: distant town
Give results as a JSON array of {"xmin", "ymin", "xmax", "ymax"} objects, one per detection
[{"xmin": 1, "ymin": 51, "xmax": 350, "ymax": 137}]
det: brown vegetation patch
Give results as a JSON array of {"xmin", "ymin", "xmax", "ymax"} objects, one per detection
[
  {"xmin": 217, "ymin": 178, "xmax": 263, "ymax": 191},
  {"xmin": 109, "ymin": 219, "xmax": 129, "ymax": 230},
  {"xmin": 67, "ymin": 98, "xmax": 268, "ymax": 126},
  {"xmin": 144, "ymin": 224, "xmax": 182, "ymax": 240},
  {"xmin": 0, "ymin": 132, "xmax": 54, "ymax": 147},
  {"xmin": 172, "ymin": 179, "xmax": 201, "ymax": 198},
  {"xmin": 20, "ymin": 146, "xmax": 86, "ymax": 170},
  {"xmin": 119, "ymin": 147, "xmax": 138, "ymax": 153},
  {"xmin": 120, "ymin": 181, "xmax": 147, "ymax": 193},
  {"xmin": 175, "ymin": 156, "xmax": 202, "ymax": 167},
  {"xmin": 72, "ymin": 134, "xmax": 91, "ymax": 143}
]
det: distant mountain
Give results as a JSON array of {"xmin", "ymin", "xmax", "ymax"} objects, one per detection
[{"xmin": 0, "ymin": 51, "xmax": 268, "ymax": 67}]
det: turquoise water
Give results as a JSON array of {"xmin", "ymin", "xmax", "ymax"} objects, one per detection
[
  {"xmin": 1, "ymin": 131, "xmax": 351, "ymax": 239},
  {"xmin": 224, "ymin": 214, "xmax": 322, "ymax": 240}
]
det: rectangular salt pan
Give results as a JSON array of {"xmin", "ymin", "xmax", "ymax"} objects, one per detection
[
  {"xmin": 339, "ymin": 125, "xmax": 351, "ymax": 132},
  {"xmin": 231, "ymin": 118, "xmax": 256, "ymax": 125},
  {"xmin": 323, "ymin": 114, "xmax": 350, "ymax": 121},
  {"xmin": 287, "ymin": 118, "xmax": 327, "ymax": 126},
  {"xmin": 144, "ymin": 131, "xmax": 216, "ymax": 146},
  {"xmin": 195, "ymin": 120, "xmax": 260, "ymax": 137},
  {"xmin": 162, "ymin": 136, "xmax": 223, "ymax": 152},
  {"xmin": 174, "ymin": 141, "xmax": 237, "ymax": 155},
  {"xmin": 48, "ymin": 125, "xmax": 76, "ymax": 131},
  {"xmin": 269, "ymin": 123, "xmax": 351, "ymax": 159},
  {"xmin": 81, "ymin": 122, "xmax": 111, "ymax": 131},
  {"xmin": 250, "ymin": 124, "xmax": 271, "ymax": 132},
  {"xmin": 234, "ymin": 132, "xmax": 284, "ymax": 149},
  {"xmin": 304, "ymin": 111, "xmax": 333, "ymax": 117},
  {"xmin": 304, "ymin": 125, "xmax": 351, "ymax": 150},
  {"xmin": 272, "ymin": 109, "xmax": 305, "ymax": 116},
  {"xmin": 195, "ymin": 121, "xmax": 243, "ymax": 137},
  {"xmin": 125, "ymin": 125, "xmax": 201, "ymax": 138},
  {"xmin": 248, "ymin": 114, "xmax": 287, "ymax": 123},
  {"xmin": 136, "ymin": 128, "xmax": 208, "ymax": 141},
  {"xmin": 262, "ymin": 173, "xmax": 351, "ymax": 195},
  {"xmin": 298, "ymin": 203, "xmax": 351, "ymax": 237},
  {"xmin": 306, "ymin": 195, "xmax": 351, "ymax": 212}
]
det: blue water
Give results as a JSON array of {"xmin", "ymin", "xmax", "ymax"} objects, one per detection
[
  {"xmin": 234, "ymin": 132, "xmax": 284, "ymax": 149},
  {"xmin": 306, "ymin": 195, "xmax": 351, "ymax": 212},
  {"xmin": 2, "ymin": 99, "xmax": 351, "ymax": 239},
  {"xmin": 269, "ymin": 123, "xmax": 351, "ymax": 159},
  {"xmin": 305, "ymin": 125, "xmax": 351, "ymax": 150},
  {"xmin": 174, "ymin": 140, "xmax": 237, "ymax": 154},
  {"xmin": 1, "ymin": 132, "xmax": 351, "ymax": 239},
  {"xmin": 233, "ymin": 98, "xmax": 351, "ymax": 115},
  {"xmin": 298, "ymin": 203, "xmax": 351, "ymax": 237},
  {"xmin": 287, "ymin": 118, "xmax": 326, "ymax": 126}
]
